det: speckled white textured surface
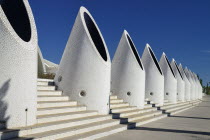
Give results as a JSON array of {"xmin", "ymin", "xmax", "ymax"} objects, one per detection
[
  {"xmin": 142, "ymin": 44, "xmax": 164, "ymax": 106},
  {"xmin": 190, "ymin": 71, "xmax": 199, "ymax": 99},
  {"xmin": 159, "ymin": 53, "xmax": 177, "ymax": 103},
  {"xmin": 171, "ymin": 59, "xmax": 185, "ymax": 102},
  {"xmin": 179, "ymin": 64, "xmax": 191, "ymax": 101},
  {"xmin": 185, "ymin": 68, "xmax": 196, "ymax": 100},
  {"xmin": 111, "ymin": 30, "xmax": 145, "ymax": 109},
  {"xmin": 0, "ymin": 0, "xmax": 37, "ymax": 128},
  {"xmin": 192, "ymin": 72, "xmax": 202, "ymax": 99},
  {"xmin": 54, "ymin": 7, "xmax": 111, "ymax": 114}
]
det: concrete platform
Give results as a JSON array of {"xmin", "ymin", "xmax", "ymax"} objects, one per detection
[{"xmin": 100, "ymin": 96, "xmax": 210, "ymax": 140}]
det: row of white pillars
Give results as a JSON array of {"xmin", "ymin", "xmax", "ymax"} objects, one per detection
[
  {"xmin": 0, "ymin": 1, "xmax": 203, "ymax": 129},
  {"xmin": 55, "ymin": 6, "xmax": 203, "ymax": 116}
]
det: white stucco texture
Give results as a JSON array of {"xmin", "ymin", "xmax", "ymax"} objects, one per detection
[
  {"xmin": 54, "ymin": 7, "xmax": 111, "ymax": 114},
  {"xmin": 0, "ymin": 0, "xmax": 37, "ymax": 128},
  {"xmin": 111, "ymin": 30, "xmax": 145, "ymax": 109}
]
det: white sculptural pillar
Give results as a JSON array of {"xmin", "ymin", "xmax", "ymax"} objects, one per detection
[
  {"xmin": 54, "ymin": 7, "xmax": 111, "ymax": 114},
  {"xmin": 189, "ymin": 70, "xmax": 199, "ymax": 99},
  {"xmin": 184, "ymin": 68, "xmax": 195, "ymax": 100},
  {"xmin": 189, "ymin": 70, "xmax": 198, "ymax": 100},
  {"xmin": 159, "ymin": 53, "xmax": 177, "ymax": 103},
  {"xmin": 178, "ymin": 64, "xmax": 191, "ymax": 101},
  {"xmin": 194, "ymin": 73, "xmax": 200, "ymax": 99},
  {"xmin": 142, "ymin": 44, "xmax": 164, "ymax": 106},
  {"xmin": 193, "ymin": 73, "xmax": 202, "ymax": 99},
  {"xmin": 171, "ymin": 59, "xmax": 185, "ymax": 102},
  {"xmin": 0, "ymin": 0, "xmax": 37, "ymax": 128},
  {"xmin": 111, "ymin": 30, "xmax": 145, "ymax": 109}
]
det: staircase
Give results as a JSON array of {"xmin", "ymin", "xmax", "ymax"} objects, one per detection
[
  {"xmin": 109, "ymin": 95, "xmax": 202, "ymax": 129},
  {"xmin": 0, "ymin": 79, "xmax": 126, "ymax": 140},
  {"xmin": 158, "ymin": 99, "xmax": 201, "ymax": 116},
  {"xmin": 0, "ymin": 79, "xmax": 202, "ymax": 139},
  {"xmin": 110, "ymin": 96, "xmax": 167, "ymax": 129}
]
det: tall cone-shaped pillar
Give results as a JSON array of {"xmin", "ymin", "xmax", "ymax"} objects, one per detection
[
  {"xmin": 191, "ymin": 71, "xmax": 199, "ymax": 99},
  {"xmin": 111, "ymin": 30, "xmax": 145, "ymax": 108},
  {"xmin": 193, "ymin": 73, "xmax": 202, "ymax": 99},
  {"xmin": 0, "ymin": 0, "xmax": 37, "ymax": 128},
  {"xmin": 54, "ymin": 7, "xmax": 111, "ymax": 114},
  {"xmin": 198, "ymin": 76, "xmax": 203, "ymax": 99},
  {"xmin": 184, "ymin": 68, "xmax": 195, "ymax": 100},
  {"xmin": 171, "ymin": 59, "xmax": 185, "ymax": 102},
  {"xmin": 189, "ymin": 70, "xmax": 198, "ymax": 99},
  {"xmin": 159, "ymin": 53, "xmax": 177, "ymax": 103},
  {"xmin": 142, "ymin": 44, "xmax": 164, "ymax": 106},
  {"xmin": 178, "ymin": 64, "xmax": 191, "ymax": 101},
  {"xmin": 192, "ymin": 73, "xmax": 201, "ymax": 99},
  {"xmin": 196, "ymin": 73, "xmax": 202, "ymax": 99}
]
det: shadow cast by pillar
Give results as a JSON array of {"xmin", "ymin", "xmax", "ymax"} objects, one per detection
[
  {"xmin": 0, "ymin": 79, "xmax": 12, "ymax": 139},
  {"xmin": 168, "ymin": 115, "xmax": 210, "ymax": 120},
  {"xmin": 133, "ymin": 127, "xmax": 210, "ymax": 136},
  {"xmin": 0, "ymin": 79, "xmax": 11, "ymax": 127}
]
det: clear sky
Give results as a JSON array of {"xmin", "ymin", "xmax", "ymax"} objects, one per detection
[{"xmin": 29, "ymin": 0, "xmax": 210, "ymax": 85}]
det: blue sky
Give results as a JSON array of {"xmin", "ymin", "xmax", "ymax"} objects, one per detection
[{"xmin": 29, "ymin": 0, "xmax": 210, "ymax": 85}]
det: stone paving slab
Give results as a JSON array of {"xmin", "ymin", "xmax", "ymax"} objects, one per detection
[{"xmin": 100, "ymin": 96, "xmax": 210, "ymax": 140}]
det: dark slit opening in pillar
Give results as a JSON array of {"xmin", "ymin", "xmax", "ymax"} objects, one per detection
[
  {"xmin": 148, "ymin": 47, "xmax": 163, "ymax": 75},
  {"xmin": 165, "ymin": 55, "xmax": 176, "ymax": 78},
  {"xmin": 84, "ymin": 12, "xmax": 107, "ymax": 61},
  {"xmin": 126, "ymin": 34, "xmax": 144, "ymax": 70},
  {"xmin": 1, "ymin": 0, "xmax": 31, "ymax": 42}
]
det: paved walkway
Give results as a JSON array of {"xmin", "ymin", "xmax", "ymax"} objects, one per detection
[{"xmin": 100, "ymin": 96, "xmax": 210, "ymax": 140}]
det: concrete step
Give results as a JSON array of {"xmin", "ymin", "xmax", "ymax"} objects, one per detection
[
  {"xmin": 144, "ymin": 104, "xmax": 153, "ymax": 108},
  {"xmin": 0, "ymin": 116, "xmax": 114, "ymax": 140},
  {"xmin": 169, "ymin": 105, "xmax": 194, "ymax": 116},
  {"xmin": 61, "ymin": 124, "xmax": 127, "ymax": 140},
  {"xmin": 37, "ymin": 81, "xmax": 54, "ymax": 86},
  {"xmin": 37, "ymin": 79, "xmax": 54, "ymax": 82},
  {"xmin": 188, "ymin": 100, "xmax": 200, "ymax": 104},
  {"xmin": 195, "ymin": 101, "xmax": 202, "ymax": 105},
  {"xmin": 171, "ymin": 100, "xmax": 201, "ymax": 114},
  {"xmin": 133, "ymin": 114, "xmax": 167, "ymax": 127},
  {"xmin": 23, "ymin": 119, "xmax": 120, "ymax": 139},
  {"xmin": 126, "ymin": 110, "xmax": 162, "ymax": 123},
  {"xmin": 110, "ymin": 96, "xmax": 117, "ymax": 100},
  {"xmin": 111, "ymin": 106, "xmax": 137, "ymax": 113},
  {"xmin": 17, "ymin": 115, "xmax": 112, "ymax": 137},
  {"xmin": 163, "ymin": 101, "xmax": 175, "ymax": 106},
  {"xmin": 164, "ymin": 103, "xmax": 193, "ymax": 113},
  {"xmin": 37, "ymin": 85, "xmax": 56, "ymax": 91},
  {"xmin": 110, "ymin": 99, "xmax": 123, "ymax": 104},
  {"xmin": 117, "ymin": 107, "xmax": 157, "ymax": 118},
  {"xmin": 37, "ymin": 96, "xmax": 69, "ymax": 102},
  {"xmin": 37, "ymin": 105, "xmax": 86, "ymax": 116},
  {"xmin": 160, "ymin": 101, "xmax": 190, "ymax": 110},
  {"xmin": 37, "ymin": 90, "xmax": 62, "ymax": 96},
  {"xmin": 37, "ymin": 110, "xmax": 98, "ymax": 124},
  {"xmin": 190, "ymin": 100, "xmax": 201, "ymax": 105},
  {"xmin": 110, "ymin": 103, "xmax": 129, "ymax": 109},
  {"xmin": 37, "ymin": 101, "xmax": 77, "ymax": 108}
]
